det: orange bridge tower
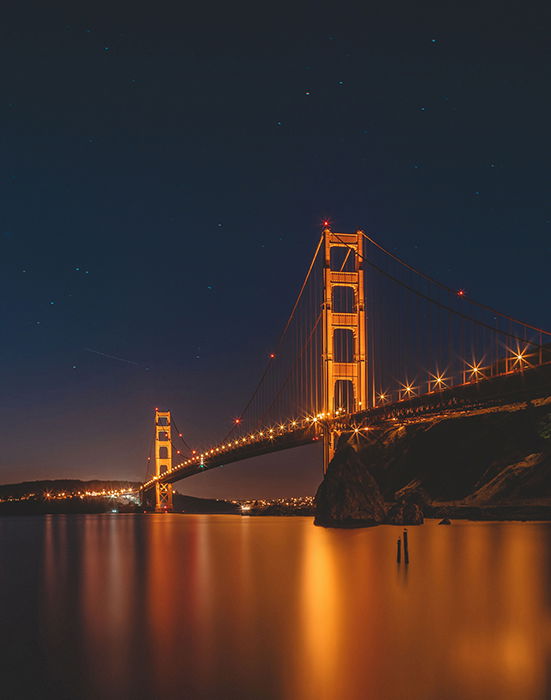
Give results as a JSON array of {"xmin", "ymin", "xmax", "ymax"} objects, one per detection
[
  {"xmin": 154, "ymin": 409, "xmax": 174, "ymax": 512},
  {"xmin": 322, "ymin": 228, "xmax": 368, "ymax": 472}
]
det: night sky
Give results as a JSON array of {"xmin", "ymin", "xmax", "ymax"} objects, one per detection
[{"xmin": 1, "ymin": 1, "xmax": 549, "ymax": 498}]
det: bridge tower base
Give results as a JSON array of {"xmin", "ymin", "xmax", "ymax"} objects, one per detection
[
  {"xmin": 154, "ymin": 409, "xmax": 173, "ymax": 512},
  {"xmin": 322, "ymin": 228, "xmax": 368, "ymax": 474}
]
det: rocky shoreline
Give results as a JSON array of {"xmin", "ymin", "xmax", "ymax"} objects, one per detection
[
  {"xmin": 426, "ymin": 504, "xmax": 551, "ymax": 521},
  {"xmin": 315, "ymin": 399, "xmax": 551, "ymax": 527}
]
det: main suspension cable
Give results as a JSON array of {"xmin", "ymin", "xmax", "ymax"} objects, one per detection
[
  {"xmin": 332, "ymin": 233, "xmax": 548, "ymax": 346},
  {"xmin": 221, "ymin": 234, "xmax": 324, "ymax": 442},
  {"xmin": 360, "ymin": 231, "xmax": 551, "ymax": 337}
]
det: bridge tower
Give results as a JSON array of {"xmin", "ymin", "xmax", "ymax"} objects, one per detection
[
  {"xmin": 154, "ymin": 409, "xmax": 173, "ymax": 512},
  {"xmin": 322, "ymin": 228, "xmax": 368, "ymax": 472}
]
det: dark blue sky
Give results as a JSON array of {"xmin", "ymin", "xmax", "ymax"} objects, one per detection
[{"xmin": 0, "ymin": 1, "xmax": 549, "ymax": 497}]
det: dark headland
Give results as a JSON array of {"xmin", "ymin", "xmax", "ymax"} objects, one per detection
[{"xmin": 315, "ymin": 397, "xmax": 551, "ymax": 527}]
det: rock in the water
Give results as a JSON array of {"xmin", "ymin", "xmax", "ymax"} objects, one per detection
[
  {"xmin": 438, "ymin": 518, "xmax": 452, "ymax": 525},
  {"xmin": 385, "ymin": 502, "xmax": 424, "ymax": 525},
  {"xmin": 315, "ymin": 444, "xmax": 386, "ymax": 527}
]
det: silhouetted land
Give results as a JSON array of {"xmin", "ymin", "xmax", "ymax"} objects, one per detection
[
  {"xmin": 316, "ymin": 397, "xmax": 551, "ymax": 526},
  {"xmin": 0, "ymin": 479, "xmax": 139, "ymax": 499},
  {"xmin": 0, "ymin": 479, "xmax": 239, "ymax": 515}
]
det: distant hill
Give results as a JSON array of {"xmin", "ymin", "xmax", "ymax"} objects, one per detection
[
  {"xmin": 0, "ymin": 479, "xmax": 240, "ymax": 515},
  {"xmin": 173, "ymin": 493, "xmax": 240, "ymax": 514},
  {"xmin": 0, "ymin": 479, "xmax": 139, "ymax": 499}
]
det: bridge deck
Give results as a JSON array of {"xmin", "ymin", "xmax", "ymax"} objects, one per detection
[{"xmin": 144, "ymin": 362, "xmax": 551, "ymax": 489}]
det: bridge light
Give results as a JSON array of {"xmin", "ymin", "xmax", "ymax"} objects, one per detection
[
  {"xmin": 269, "ymin": 353, "xmax": 276, "ymax": 359},
  {"xmin": 457, "ymin": 289, "xmax": 465, "ymax": 297},
  {"xmin": 234, "ymin": 418, "xmax": 241, "ymax": 424},
  {"xmin": 430, "ymin": 371, "xmax": 450, "ymax": 390}
]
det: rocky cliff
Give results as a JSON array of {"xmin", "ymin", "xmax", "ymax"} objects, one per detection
[{"xmin": 315, "ymin": 400, "xmax": 551, "ymax": 526}]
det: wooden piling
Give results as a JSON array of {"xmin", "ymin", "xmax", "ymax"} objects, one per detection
[
  {"xmin": 397, "ymin": 538, "xmax": 401, "ymax": 563},
  {"xmin": 403, "ymin": 528, "xmax": 409, "ymax": 564}
]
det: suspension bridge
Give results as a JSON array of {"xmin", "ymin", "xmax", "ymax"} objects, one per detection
[{"xmin": 142, "ymin": 226, "xmax": 551, "ymax": 511}]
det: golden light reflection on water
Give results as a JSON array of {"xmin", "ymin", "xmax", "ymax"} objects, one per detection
[{"xmin": 32, "ymin": 516, "xmax": 551, "ymax": 699}]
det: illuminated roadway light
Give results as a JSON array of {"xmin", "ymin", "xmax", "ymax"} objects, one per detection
[{"xmin": 513, "ymin": 348, "xmax": 529, "ymax": 366}]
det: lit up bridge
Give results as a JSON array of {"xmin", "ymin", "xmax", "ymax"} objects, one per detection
[{"xmin": 141, "ymin": 226, "xmax": 551, "ymax": 511}]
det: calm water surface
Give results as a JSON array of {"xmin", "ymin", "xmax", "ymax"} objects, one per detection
[{"xmin": 1, "ymin": 514, "xmax": 550, "ymax": 700}]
